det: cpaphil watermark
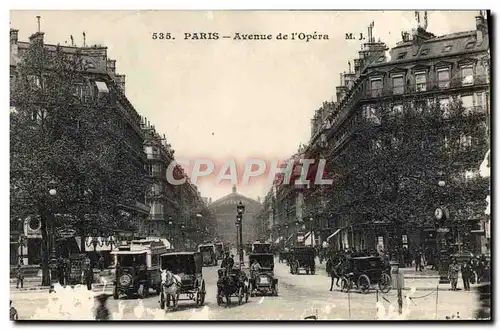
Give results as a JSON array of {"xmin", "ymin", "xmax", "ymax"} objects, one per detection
[{"xmin": 166, "ymin": 158, "xmax": 333, "ymax": 186}]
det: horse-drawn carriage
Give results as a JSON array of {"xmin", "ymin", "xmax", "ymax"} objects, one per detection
[
  {"xmin": 339, "ymin": 256, "xmax": 392, "ymax": 294},
  {"xmin": 289, "ymin": 246, "xmax": 316, "ymax": 275},
  {"xmin": 216, "ymin": 267, "xmax": 250, "ymax": 306},
  {"xmin": 159, "ymin": 252, "xmax": 206, "ymax": 309},
  {"xmin": 198, "ymin": 243, "xmax": 218, "ymax": 267},
  {"xmin": 248, "ymin": 253, "xmax": 278, "ymax": 296}
]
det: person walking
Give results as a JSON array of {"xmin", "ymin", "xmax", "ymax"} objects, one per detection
[
  {"xmin": 414, "ymin": 251, "xmax": 422, "ymax": 272},
  {"xmin": 461, "ymin": 259, "xmax": 472, "ymax": 291},
  {"xmin": 15, "ymin": 265, "xmax": 24, "ymax": 289},
  {"xmin": 448, "ymin": 259, "xmax": 460, "ymax": 291}
]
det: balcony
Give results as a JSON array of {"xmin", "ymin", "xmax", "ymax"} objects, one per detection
[
  {"xmin": 364, "ymin": 74, "xmax": 489, "ymax": 100},
  {"xmin": 146, "ymin": 153, "xmax": 162, "ymax": 160},
  {"xmin": 149, "ymin": 214, "xmax": 165, "ymax": 221}
]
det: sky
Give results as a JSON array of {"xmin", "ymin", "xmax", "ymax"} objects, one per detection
[{"xmin": 10, "ymin": 10, "xmax": 481, "ymax": 201}]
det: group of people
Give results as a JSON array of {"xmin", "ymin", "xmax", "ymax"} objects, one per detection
[{"xmin": 448, "ymin": 255, "xmax": 490, "ymax": 291}]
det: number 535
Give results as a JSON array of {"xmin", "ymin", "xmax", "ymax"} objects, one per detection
[{"xmin": 152, "ymin": 33, "xmax": 172, "ymax": 40}]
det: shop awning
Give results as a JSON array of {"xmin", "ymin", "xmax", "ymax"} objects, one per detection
[
  {"xmin": 76, "ymin": 236, "xmax": 114, "ymax": 252},
  {"xmin": 327, "ymin": 228, "xmax": 342, "ymax": 241},
  {"xmin": 160, "ymin": 238, "xmax": 172, "ymax": 249},
  {"xmin": 285, "ymin": 233, "xmax": 294, "ymax": 242}
]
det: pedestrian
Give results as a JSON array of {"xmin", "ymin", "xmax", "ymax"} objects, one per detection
[
  {"xmin": 15, "ymin": 264, "xmax": 24, "ymax": 289},
  {"xmin": 84, "ymin": 263, "xmax": 93, "ymax": 291},
  {"xmin": 415, "ymin": 251, "xmax": 422, "ymax": 272},
  {"xmin": 461, "ymin": 259, "xmax": 472, "ymax": 291},
  {"xmin": 98, "ymin": 255, "xmax": 105, "ymax": 272},
  {"xmin": 64, "ymin": 258, "xmax": 71, "ymax": 285},
  {"xmin": 448, "ymin": 258, "xmax": 460, "ymax": 291},
  {"xmin": 94, "ymin": 294, "xmax": 110, "ymax": 321},
  {"xmin": 10, "ymin": 300, "xmax": 18, "ymax": 321}
]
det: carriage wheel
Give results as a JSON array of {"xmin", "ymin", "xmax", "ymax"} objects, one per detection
[
  {"xmin": 378, "ymin": 273, "xmax": 392, "ymax": 293},
  {"xmin": 159, "ymin": 291, "xmax": 165, "ymax": 309},
  {"xmin": 200, "ymin": 281, "xmax": 206, "ymax": 305},
  {"xmin": 238, "ymin": 287, "xmax": 244, "ymax": 305},
  {"xmin": 306, "ymin": 269, "xmax": 310, "ymax": 275},
  {"xmin": 166, "ymin": 293, "xmax": 171, "ymax": 307},
  {"xmin": 358, "ymin": 274, "xmax": 370, "ymax": 294},
  {"xmin": 340, "ymin": 277, "xmax": 350, "ymax": 293},
  {"xmin": 195, "ymin": 290, "xmax": 201, "ymax": 307},
  {"xmin": 311, "ymin": 266, "xmax": 316, "ymax": 275},
  {"xmin": 113, "ymin": 287, "xmax": 119, "ymax": 300}
]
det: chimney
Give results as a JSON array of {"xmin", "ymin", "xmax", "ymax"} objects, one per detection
[
  {"xmin": 29, "ymin": 31, "xmax": 45, "ymax": 44},
  {"xmin": 476, "ymin": 13, "xmax": 488, "ymax": 45},
  {"xmin": 106, "ymin": 59, "xmax": 116, "ymax": 74},
  {"xmin": 10, "ymin": 29, "xmax": 19, "ymax": 44},
  {"xmin": 232, "ymin": 185, "xmax": 237, "ymax": 194}
]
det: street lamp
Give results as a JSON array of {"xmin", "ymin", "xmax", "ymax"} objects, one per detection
[
  {"xmin": 436, "ymin": 180, "xmax": 451, "ymax": 284},
  {"xmin": 86, "ymin": 229, "xmax": 103, "ymax": 252},
  {"xmin": 47, "ymin": 180, "xmax": 58, "ymax": 284},
  {"xmin": 236, "ymin": 201, "xmax": 245, "ymax": 267},
  {"xmin": 284, "ymin": 223, "xmax": 289, "ymax": 247}
]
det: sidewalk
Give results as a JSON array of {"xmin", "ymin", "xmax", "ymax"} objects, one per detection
[{"xmin": 10, "ymin": 283, "xmax": 109, "ymax": 292}]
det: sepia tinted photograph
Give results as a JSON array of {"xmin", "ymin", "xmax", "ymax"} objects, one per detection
[{"xmin": 9, "ymin": 9, "xmax": 491, "ymax": 321}]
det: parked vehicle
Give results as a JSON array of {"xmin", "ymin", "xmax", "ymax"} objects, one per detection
[
  {"xmin": 339, "ymin": 256, "xmax": 392, "ymax": 294},
  {"xmin": 248, "ymin": 253, "xmax": 278, "ymax": 296},
  {"xmin": 198, "ymin": 243, "xmax": 218, "ymax": 266},
  {"xmin": 111, "ymin": 239, "xmax": 169, "ymax": 299},
  {"xmin": 159, "ymin": 252, "xmax": 206, "ymax": 309},
  {"xmin": 289, "ymin": 246, "xmax": 316, "ymax": 275}
]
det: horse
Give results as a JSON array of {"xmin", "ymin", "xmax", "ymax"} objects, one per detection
[
  {"xmin": 160, "ymin": 270, "xmax": 182, "ymax": 310},
  {"xmin": 326, "ymin": 257, "xmax": 343, "ymax": 291},
  {"xmin": 217, "ymin": 268, "xmax": 240, "ymax": 307}
]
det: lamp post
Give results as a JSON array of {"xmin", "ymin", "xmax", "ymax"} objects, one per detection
[
  {"xmin": 181, "ymin": 224, "xmax": 186, "ymax": 250},
  {"xmin": 168, "ymin": 218, "xmax": 174, "ymax": 250},
  {"xmin": 284, "ymin": 223, "xmax": 289, "ymax": 247},
  {"xmin": 436, "ymin": 180, "xmax": 451, "ymax": 284},
  {"xmin": 236, "ymin": 201, "xmax": 245, "ymax": 267},
  {"xmin": 47, "ymin": 180, "xmax": 58, "ymax": 284}
]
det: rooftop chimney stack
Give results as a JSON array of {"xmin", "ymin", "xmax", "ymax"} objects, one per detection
[{"xmin": 10, "ymin": 29, "xmax": 19, "ymax": 44}]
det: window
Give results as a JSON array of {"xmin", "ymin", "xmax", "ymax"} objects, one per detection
[
  {"xmin": 465, "ymin": 42, "xmax": 475, "ymax": 49},
  {"xmin": 440, "ymin": 98, "xmax": 450, "ymax": 118},
  {"xmin": 145, "ymin": 146, "xmax": 153, "ymax": 155},
  {"xmin": 392, "ymin": 104, "xmax": 403, "ymax": 115},
  {"xmin": 420, "ymin": 48, "xmax": 429, "ymax": 56},
  {"xmin": 95, "ymin": 81, "xmax": 109, "ymax": 93},
  {"xmin": 152, "ymin": 164, "xmax": 162, "ymax": 176},
  {"xmin": 392, "ymin": 75, "xmax": 404, "ymax": 95},
  {"xmin": 27, "ymin": 75, "xmax": 41, "ymax": 88},
  {"xmin": 370, "ymin": 78, "xmax": 382, "ymax": 98},
  {"xmin": 415, "ymin": 72, "xmax": 427, "ymax": 91},
  {"xmin": 443, "ymin": 45, "xmax": 452, "ymax": 53},
  {"xmin": 151, "ymin": 183, "xmax": 163, "ymax": 196},
  {"xmin": 475, "ymin": 92, "xmax": 484, "ymax": 108},
  {"xmin": 437, "ymin": 68, "xmax": 450, "ymax": 89},
  {"xmin": 150, "ymin": 202, "xmax": 164, "ymax": 215},
  {"xmin": 146, "ymin": 164, "xmax": 153, "ymax": 176},
  {"xmin": 461, "ymin": 95, "xmax": 474, "ymax": 114},
  {"xmin": 460, "ymin": 135, "xmax": 472, "ymax": 149},
  {"xmin": 363, "ymin": 106, "xmax": 381, "ymax": 125},
  {"xmin": 397, "ymin": 52, "xmax": 407, "ymax": 60},
  {"xmin": 461, "ymin": 65, "xmax": 474, "ymax": 86}
]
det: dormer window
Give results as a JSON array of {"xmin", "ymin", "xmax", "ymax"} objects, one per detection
[
  {"xmin": 397, "ymin": 52, "xmax": 407, "ymax": 60},
  {"xmin": 443, "ymin": 45, "xmax": 452, "ymax": 53},
  {"xmin": 420, "ymin": 48, "xmax": 429, "ymax": 56}
]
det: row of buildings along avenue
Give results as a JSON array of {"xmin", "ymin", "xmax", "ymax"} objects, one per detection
[
  {"xmin": 10, "ymin": 28, "xmax": 215, "ymax": 266},
  {"xmin": 260, "ymin": 12, "xmax": 490, "ymax": 257}
]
